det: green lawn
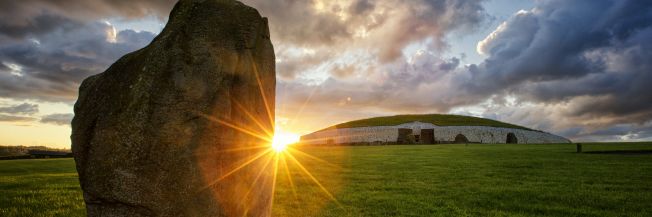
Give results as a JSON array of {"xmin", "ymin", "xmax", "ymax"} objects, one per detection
[
  {"xmin": 2, "ymin": 143, "xmax": 652, "ymax": 216},
  {"xmin": 0, "ymin": 158, "xmax": 84, "ymax": 217}
]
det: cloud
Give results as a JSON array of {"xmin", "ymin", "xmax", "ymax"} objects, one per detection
[
  {"xmin": 244, "ymin": 0, "xmax": 487, "ymax": 63},
  {"xmin": 7, "ymin": 0, "xmax": 480, "ymax": 57},
  {"xmin": 0, "ymin": 0, "xmax": 487, "ymax": 103},
  {"xmin": 472, "ymin": 1, "xmax": 651, "ymax": 91},
  {"xmin": 349, "ymin": 0, "xmax": 375, "ymax": 15},
  {"xmin": 0, "ymin": 1, "xmax": 162, "ymax": 103},
  {"xmin": 569, "ymin": 122, "xmax": 652, "ymax": 142},
  {"xmin": 0, "ymin": 0, "xmax": 651, "ymax": 142},
  {"xmin": 0, "ymin": 13, "xmax": 77, "ymax": 40},
  {"xmin": 0, "ymin": 103, "xmax": 39, "ymax": 115},
  {"xmin": 40, "ymin": 113, "xmax": 73, "ymax": 125},
  {"xmin": 447, "ymin": 0, "xmax": 652, "ymax": 140},
  {"xmin": 330, "ymin": 64, "xmax": 357, "ymax": 79},
  {"xmin": 0, "ymin": 17, "xmax": 156, "ymax": 102},
  {"xmin": 258, "ymin": 0, "xmax": 493, "ymax": 131},
  {"xmin": 276, "ymin": 52, "xmax": 472, "ymax": 129},
  {"xmin": 0, "ymin": 0, "xmax": 175, "ymax": 38},
  {"xmin": 0, "ymin": 114, "xmax": 37, "ymax": 122},
  {"xmin": 275, "ymin": 0, "xmax": 652, "ymax": 141}
]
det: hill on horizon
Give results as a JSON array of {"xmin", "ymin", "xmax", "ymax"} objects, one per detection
[{"xmin": 317, "ymin": 114, "xmax": 538, "ymax": 132}]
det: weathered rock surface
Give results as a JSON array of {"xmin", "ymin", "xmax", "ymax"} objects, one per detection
[{"xmin": 71, "ymin": 0, "xmax": 275, "ymax": 216}]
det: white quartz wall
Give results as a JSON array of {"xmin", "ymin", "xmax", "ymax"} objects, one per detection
[
  {"xmin": 301, "ymin": 126, "xmax": 398, "ymax": 145},
  {"xmin": 300, "ymin": 121, "xmax": 570, "ymax": 145},
  {"xmin": 428, "ymin": 126, "xmax": 570, "ymax": 144}
]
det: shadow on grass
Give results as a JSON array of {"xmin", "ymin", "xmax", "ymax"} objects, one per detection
[{"xmin": 583, "ymin": 150, "xmax": 652, "ymax": 155}]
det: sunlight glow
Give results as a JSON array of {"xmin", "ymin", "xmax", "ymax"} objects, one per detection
[
  {"xmin": 194, "ymin": 76, "xmax": 343, "ymax": 214},
  {"xmin": 199, "ymin": 107, "xmax": 344, "ymax": 214},
  {"xmin": 104, "ymin": 21, "xmax": 117, "ymax": 43},
  {"xmin": 271, "ymin": 131, "xmax": 300, "ymax": 152}
]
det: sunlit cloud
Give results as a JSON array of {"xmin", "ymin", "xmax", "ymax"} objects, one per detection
[{"xmin": 103, "ymin": 21, "xmax": 118, "ymax": 43}]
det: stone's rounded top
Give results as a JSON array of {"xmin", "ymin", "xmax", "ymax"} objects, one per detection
[
  {"xmin": 152, "ymin": 0, "xmax": 271, "ymax": 51},
  {"xmin": 318, "ymin": 114, "xmax": 538, "ymax": 132}
]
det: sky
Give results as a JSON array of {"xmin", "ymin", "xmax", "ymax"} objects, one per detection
[{"xmin": 1, "ymin": 0, "xmax": 651, "ymax": 148}]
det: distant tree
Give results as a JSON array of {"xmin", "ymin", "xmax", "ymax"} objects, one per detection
[{"xmin": 0, "ymin": 145, "xmax": 71, "ymax": 157}]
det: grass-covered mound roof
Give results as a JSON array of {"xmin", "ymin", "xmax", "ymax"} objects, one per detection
[{"xmin": 318, "ymin": 114, "xmax": 536, "ymax": 132}]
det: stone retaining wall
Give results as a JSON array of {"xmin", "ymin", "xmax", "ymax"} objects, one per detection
[{"xmin": 300, "ymin": 121, "xmax": 570, "ymax": 145}]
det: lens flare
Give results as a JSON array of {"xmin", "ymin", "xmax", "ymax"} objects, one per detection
[
  {"xmin": 271, "ymin": 131, "xmax": 299, "ymax": 152},
  {"xmin": 192, "ymin": 50, "xmax": 344, "ymax": 215}
]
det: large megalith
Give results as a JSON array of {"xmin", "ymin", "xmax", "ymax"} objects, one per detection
[{"xmin": 71, "ymin": 0, "xmax": 276, "ymax": 216}]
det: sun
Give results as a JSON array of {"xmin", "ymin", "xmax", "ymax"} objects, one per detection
[{"xmin": 271, "ymin": 131, "xmax": 300, "ymax": 152}]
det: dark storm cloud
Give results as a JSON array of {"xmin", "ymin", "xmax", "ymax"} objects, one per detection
[
  {"xmin": 442, "ymin": 0, "xmax": 652, "ymax": 140},
  {"xmin": 0, "ymin": 103, "xmax": 39, "ymax": 115},
  {"xmin": 464, "ymin": 0, "xmax": 652, "ymax": 126},
  {"xmin": 0, "ymin": 1, "xmax": 168, "ymax": 102},
  {"xmin": 40, "ymin": 113, "xmax": 74, "ymax": 125},
  {"xmin": 473, "ymin": 0, "xmax": 652, "ymax": 88},
  {"xmin": 0, "ymin": 17, "xmax": 156, "ymax": 102},
  {"xmin": 0, "ymin": 14, "xmax": 78, "ymax": 40},
  {"xmin": 0, "ymin": 0, "xmax": 175, "ymax": 27}
]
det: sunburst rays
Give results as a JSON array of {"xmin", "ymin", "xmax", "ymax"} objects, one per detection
[
  {"xmin": 284, "ymin": 151, "xmax": 343, "ymax": 208},
  {"xmin": 198, "ymin": 111, "xmax": 343, "ymax": 213},
  {"xmin": 194, "ymin": 51, "xmax": 345, "ymax": 215},
  {"xmin": 196, "ymin": 87, "xmax": 343, "ymax": 216}
]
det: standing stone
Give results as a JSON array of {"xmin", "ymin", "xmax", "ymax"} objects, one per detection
[{"xmin": 71, "ymin": 0, "xmax": 275, "ymax": 216}]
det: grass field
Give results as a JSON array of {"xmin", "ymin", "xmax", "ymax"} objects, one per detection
[
  {"xmin": 2, "ymin": 143, "xmax": 652, "ymax": 216},
  {"xmin": 0, "ymin": 158, "xmax": 84, "ymax": 217}
]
